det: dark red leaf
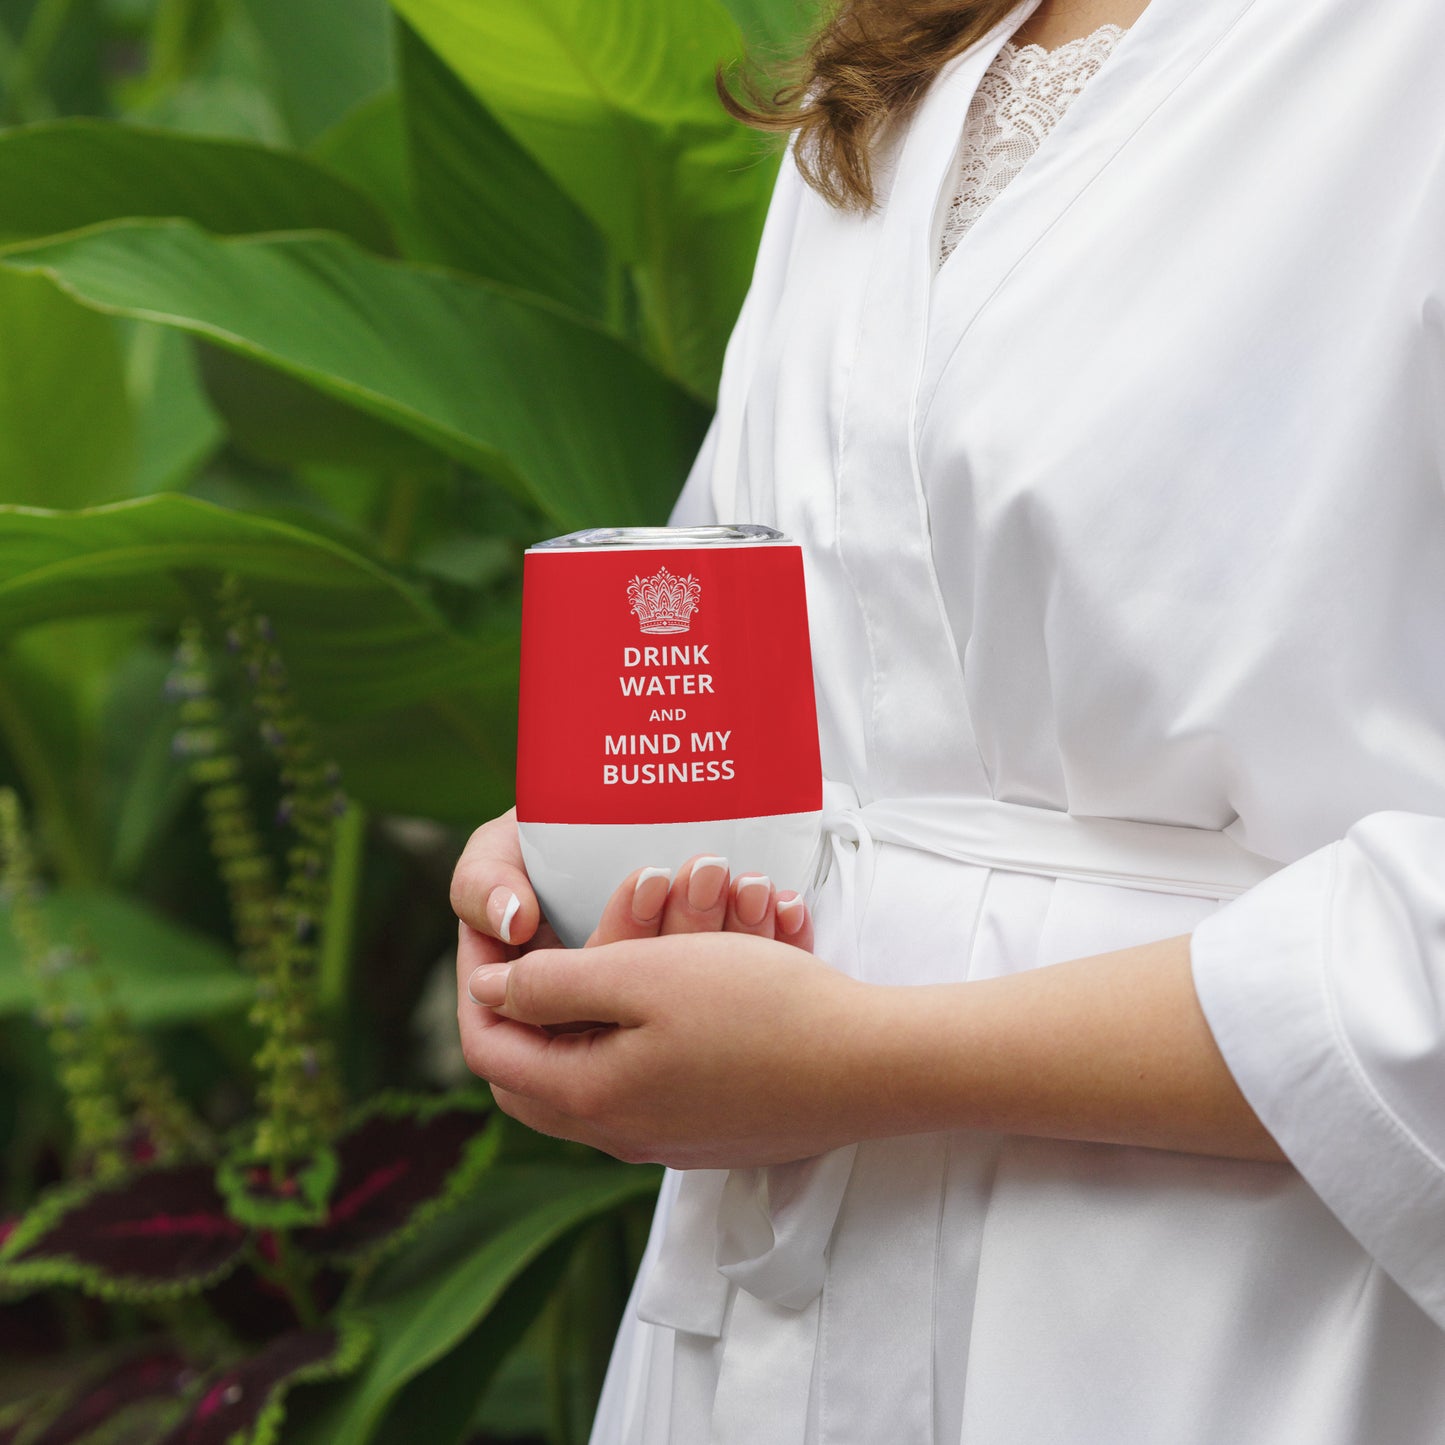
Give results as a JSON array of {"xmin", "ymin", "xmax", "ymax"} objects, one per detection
[
  {"xmin": 158, "ymin": 1327, "xmax": 363, "ymax": 1445},
  {"xmin": 294, "ymin": 1099, "xmax": 494, "ymax": 1262},
  {"xmin": 31, "ymin": 1350, "xmax": 197, "ymax": 1445},
  {"xmin": 3, "ymin": 1165, "xmax": 247, "ymax": 1298}
]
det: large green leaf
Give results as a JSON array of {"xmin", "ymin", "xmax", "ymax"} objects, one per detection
[
  {"xmin": 0, "ymin": 119, "xmax": 395, "ymax": 251},
  {"xmin": 290, "ymin": 1163, "xmax": 659, "ymax": 1445},
  {"xmin": 397, "ymin": 22, "xmax": 609, "ymax": 321},
  {"xmin": 0, "ymin": 269, "xmax": 134, "ymax": 508},
  {"xmin": 390, "ymin": 0, "xmax": 776, "ymax": 399},
  {"xmin": 0, "ymin": 495, "xmax": 519, "ymax": 825},
  {"xmin": 0, "ymin": 886, "xmax": 252, "ymax": 1023},
  {"xmin": 1, "ymin": 219, "xmax": 707, "ymax": 528}
]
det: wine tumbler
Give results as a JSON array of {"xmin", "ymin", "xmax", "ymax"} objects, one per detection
[{"xmin": 515, "ymin": 525, "xmax": 823, "ymax": 947}]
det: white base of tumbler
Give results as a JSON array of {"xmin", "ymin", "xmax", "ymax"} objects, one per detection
[{"xmin": 517, "ymin": 811, "xmax": 823, "ymax": 948}]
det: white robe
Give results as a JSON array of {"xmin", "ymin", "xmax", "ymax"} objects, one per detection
[{"xmin": 590, "ymin": 0, "xmax": 1445, "ymax": 1439}]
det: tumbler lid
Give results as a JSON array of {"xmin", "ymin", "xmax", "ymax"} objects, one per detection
[{"xmin": 531, "ymin": 524, "xmax": 788, "ymax": 551}]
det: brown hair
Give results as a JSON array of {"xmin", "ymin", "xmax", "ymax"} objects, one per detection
[{"xmin": 720, "ymin": 0, "xmax": 1020, "ymax": 212}]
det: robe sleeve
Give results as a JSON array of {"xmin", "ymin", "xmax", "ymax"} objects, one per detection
[
  {"xmin": 1190, "ymin": 809, "xmax": 1445, "ymax": 1328},
  {"xmin": 667, "ymin": 412, "xmax": 722, "ymax": 527}
]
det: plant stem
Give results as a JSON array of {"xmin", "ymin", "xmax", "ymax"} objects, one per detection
[
  {"xmin": 318, "ymin": 799, "xmax": 365, "ymax": 1025},
  {"xmin": 0, "ymin": 675, "xmax": 97, "ymax": 887},
  {"xmin": 266, "ymin": 1232, "xmax": 322, "ymax": 1330},
  {"xmin": 380, "ymin": 472, "xmax": 422, "ymax": 562},
  {"xmin": 3, "ymin": 0, "xmax": 77, "ymax": 122}
]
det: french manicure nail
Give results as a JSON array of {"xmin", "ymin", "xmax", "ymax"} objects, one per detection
[
  {"xmin": 776, "ymin": 894, "xmax": 806, "ymax": 936},
  {"xmin": 488, "ymin": 887, "xmax": 520, "ymax": 945},
  {"xmin": 467, "ymin": 962, "xmax": 511, "ymax": 1006},
  {"xmin": 735, "ymin": 874, "xmax": 771, "ymax": 927},
  {"xmin": 632, "ymin": 866, "xmax": 673, "ymax": 922},
  {"xmin": 688, "ymin": 856, "xmax": 729, "ymax": 912}
]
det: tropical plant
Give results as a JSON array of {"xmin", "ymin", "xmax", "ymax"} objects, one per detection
[{"xmin": 0, "ymin": 0, "xmax": 815, "ymax": 1440}]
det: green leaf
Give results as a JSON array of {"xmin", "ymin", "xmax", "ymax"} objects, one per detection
[
  {"xmin": 370, "ymin": 1240, "xmax": 570, "ymax": 1445},
  {"xmin": 0, "ymin": 494, "xmax": 519, "ymax": 826},
  {"xmin": 120, "ymin": 0, "xmax": 291, "ymax": 146},
  {"xmin": 0, "ymin": 886, "xmax": 252, "ymax": 1024},
  {"xmin": 310, "ymin": 91, "xmax": 438, "ymax": 264},
  {"xmin": 193, "ymin": 343, "xmax": 452, "ymax": 478},
  {"xmin": 290, "ymin": 1163, "xmax": 660, "ymax": 1445},
  {"xmin": 719, "ymin": 0, "xmax": 822, "ymax": 55},
  {"xmin": 390, "ymin": 0, "xmax": 776, "ymax": 398},
  {"xmin": 397, "ymin": 22, "xmax": 609, "ymax": 320},
  {"xmin": 0, "ymin": 269, "xmax": 134, "ymax": 508},
  {"xmin": 242, "ymin": 0, "xmax": 393, "ymax": 145},
  {"xmin": 0, "ymin": 119, "xmax": 396, "ymax": 252},
  {"xmin": 126, "ymin": 324, "xmax": 224, "ymax": 495},
  {"xmin": 1, "ymin": 220, "xmax": 708, "ymax": 528}
]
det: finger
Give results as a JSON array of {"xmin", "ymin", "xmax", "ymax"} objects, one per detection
[
  {"xmin": 659, "ymin": 854, "xmax": 730, "ymax": 934},
  {"xmin": 449, "ymin": 808, "xmax": 541, "ymax": 946},
  {"xmin": 491, "ymin": 946, "xmax": 648, "ymax": 1030},
  {"xmin": 461, "ymin": 1006, "xmax": 615, "ymax": 1113},
  {"xmin": 724, "ymin": 873, "xmax": 776, "ymax": 939},
  {"xmin": 586, "ymin": 865, "xmax": 675, "ymax": 947},
  {"xmin": 774, "ymin": 890, "xmax": 814, "ymax": 952},
  {"xmin": 457, "ymin": 918, "xmax": 508, "ymax": 981}
]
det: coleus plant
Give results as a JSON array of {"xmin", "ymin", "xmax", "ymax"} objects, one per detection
[{"xmin": 0, "ymin": 578, "xmax": 498, "ymax": 1445}]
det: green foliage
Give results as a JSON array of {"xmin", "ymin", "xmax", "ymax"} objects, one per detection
[
  {"xmin": 2, "ymin": 220, "xmax": 710, "ymax": 527},
  {"xmin": 0, "ymin": 0, "xmax": 817, "ymax": 1435},
  {"xmin": 0, "ymin": 119, "xmax": 396, "ymax": 248}
]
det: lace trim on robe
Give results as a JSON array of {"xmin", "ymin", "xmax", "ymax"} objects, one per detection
[{"xmin": 939, "ymin": 24, "xmax": 1127, "ymax": 267}]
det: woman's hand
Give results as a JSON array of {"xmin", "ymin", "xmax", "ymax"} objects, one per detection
[
  {"xmin": 460, "ymin": 931, "xmax": 875, "ymax": 1169},
  {"xmin": 452, "ymin": 814, "xmax": 819, "ymax": 1154},
  {"xmin": 449, "ymin": 811, "xmax": 814, "ymax": 961}
]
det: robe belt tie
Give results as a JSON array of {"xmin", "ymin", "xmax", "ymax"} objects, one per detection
[{"xmin": 636, "ymin": 782, "xmax": 1284, "ymax": 1338}]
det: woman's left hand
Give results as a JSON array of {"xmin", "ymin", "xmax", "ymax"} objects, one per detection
[{"xmin": 460, "ymin": 931, "xmax": 883, "ymax": 1169}]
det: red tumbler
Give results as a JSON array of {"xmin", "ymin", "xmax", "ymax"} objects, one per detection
[{"xmin": 515, "ymin": 525, "xmax": 823, "ymax": 946}]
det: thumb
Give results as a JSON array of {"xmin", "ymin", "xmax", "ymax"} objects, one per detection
[{"xmin": 486, "ymin": 946, "xmax": 647, "ymax": 1029}]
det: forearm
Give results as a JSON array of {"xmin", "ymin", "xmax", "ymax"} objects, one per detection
[{"xmin": 867, "ymin": 933, "xmax": 1287, "ymax": 1164}]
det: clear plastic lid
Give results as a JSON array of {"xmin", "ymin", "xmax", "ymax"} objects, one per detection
[{"xmin": 531, "ymin": 524, "xmax": 787, "ymax": 551}]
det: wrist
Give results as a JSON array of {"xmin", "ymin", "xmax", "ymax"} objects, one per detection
[{"xmin": 829, "ymin": 977, "xmax": 974, "ymax": 1143}]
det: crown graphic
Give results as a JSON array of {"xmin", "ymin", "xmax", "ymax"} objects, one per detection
[{"xmin": 627, "ymin": 565, "xmax": 702, "ymax": 635}]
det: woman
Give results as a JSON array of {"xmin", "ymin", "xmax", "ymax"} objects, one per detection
[{"xmin": 452, "ymin": 0, "xmax": 1445, "ymax": 1439}]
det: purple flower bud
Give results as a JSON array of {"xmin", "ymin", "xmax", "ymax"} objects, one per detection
[
  {"xmin": 256, "ymin": 617, "xmax": 274, "ymax": 642},
  {"xmin": 225, "ymin": 628, "xmax": 242, "ymax": 653},
  {"xmin": 275, "ymin": 797, "xmax": 294, "ymax": 827}
]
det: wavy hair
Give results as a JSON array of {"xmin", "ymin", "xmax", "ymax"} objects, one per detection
[{"xmin": 720, "ymin": 1, "xmax": 1021, "ymax": 211}]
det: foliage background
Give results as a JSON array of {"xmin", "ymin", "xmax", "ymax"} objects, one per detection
[{"xmin": 0, "ymin": 0, "xmax": 816, "ymax": 1440}]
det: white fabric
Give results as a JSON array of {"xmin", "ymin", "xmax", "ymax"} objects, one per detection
[
  {"xmin": 591, "ymin": 0, "xmax": 1445, "ymax": 1440},
  {"xmin": 940, "ymin": 25, "xmax": 1126, "ymax": 265}
]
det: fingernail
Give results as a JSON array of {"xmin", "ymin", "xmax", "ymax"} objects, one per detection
[
  {"xmin": 687, "ymin": 856, "xmax": 729, "ymax": 912},
  {"xmin": 735, "ymin": 874, "xmax": 771, "ymax": 927},
  {"xmin": 776, "ymin": 893, "xmax": 806, "ymax": 936},
  {"xmin": 488, "ymin": 887, "xmax": 520, "ymax": 945},
  {"xmin": 467, "ymin": 962, "xmax": 511, "ymax": 1006},
  {"xmin": 632, "ymin": 866, "xmax": 673, "ymax": 922}
]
